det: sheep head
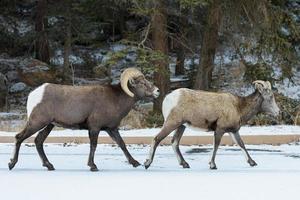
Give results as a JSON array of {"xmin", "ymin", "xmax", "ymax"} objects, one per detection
[
  {"xmin": 120, "ymin": 68, "xmax": 159, "ymax": 99},
  {"xmin": 253, "ymin": 80, "xmax": 280, "ymax": 117}
]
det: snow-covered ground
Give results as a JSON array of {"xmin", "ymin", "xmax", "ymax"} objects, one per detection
[
  {"xmin": 1, "ymin": 125, "xmax": 299, "ymax": 137},
  {"xmin": 1, "ymin": 143, "xmax": 300, "ymax": 200}
]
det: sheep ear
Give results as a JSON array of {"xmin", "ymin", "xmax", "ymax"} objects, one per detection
[{"xmin": 128, "ymin": 78, "xmax": 136, "ymax": 87}]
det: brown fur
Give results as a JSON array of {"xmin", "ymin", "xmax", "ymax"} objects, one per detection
[
  {"xmin": 145, "ymin": 84, "xmax": 279, "ymax": 170},
  {"xmin": 33, "ymin": 84, "xmax": 137, "ymax": 130},
  {"xmin": 167, "ymin": 89, "xmax": 263, "ymax": 132},
  {"xmin": 9, "ymin": 75, "xmax": 158, "ymax": 171}
]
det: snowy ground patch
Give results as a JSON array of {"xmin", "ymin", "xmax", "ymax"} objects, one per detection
[
  {"xmin": 0, "ymin": 143, "xmax": 300, "ymax": 200},
  {"xmin": 1, "ymin": 125, "xmax": 299, "ymax": 137}
]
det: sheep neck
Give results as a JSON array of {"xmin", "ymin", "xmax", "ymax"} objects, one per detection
[
  {"xmin": 118, "ymin": 89, "xmax": 137, "ymax": 117},
  {"xmin": 239, "ymin": 91, "xmax": 263, "ymax": 124}
]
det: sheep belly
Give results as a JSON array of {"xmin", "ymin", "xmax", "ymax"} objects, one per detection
[{"xmin": 183, "ymin": 123, "xmax": 210, "ymax": 132}]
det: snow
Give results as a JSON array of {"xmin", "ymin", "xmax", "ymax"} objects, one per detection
[
  {"xmin": 184, "ymin": 58, "xmax": 199, "ymax": 67},
  {"xmin": 0, "ymin": 125, "xmax": 299, "ymax": 137},
  {"xmin": 275, "ymin": 77, "xmax": 300, "ymax": 100},
  {"xmin": 50, "ymin": 50, "xmax": 85, "ymax": 66},
  {"xmin": 16, "ymin": 20, "xmax": 33, "ymax": 36},
  {"xmin": 110, "ymin": 44, "xmax": 127, "ymax": 52},
  {"xmin": 48, "ymin": 17, "xmax": 59, "ymax": 26},
  {"xmin": 170, "ymin": 76, "xmax": 189, "ymax": 82},
  {"xmin": 0, "ymin": 143, "xmax": 300, "ymax": 200}
]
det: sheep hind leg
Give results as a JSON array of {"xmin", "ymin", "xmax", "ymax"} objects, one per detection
[
  {"xmin": 106, "ymin": 129, "xmax": 140, "ymax": 167},
  {"xmin": 34, "ymin": 124, "xmax": 55, "ymax": 170},
  {"xmin": 9, "ymin": 120, "xmax": 48, "ymax": 170},
  {"xmin": 230, "ymin": 132, "xmax": 257, "ymax": 167},
  {"xmin": 172, "ymin": 125, "xmax": 190, "ymax": 168},
  {"xmin": 87, "ymin": 130, "xmax": 100, "ymax": 171},
  {"xmin": 209, "ymin": 131, "xmax": 225, "ymax": 170},
  {"xmin": 144, "ymin": 121, "xmax": 182, "ymax": 169}
]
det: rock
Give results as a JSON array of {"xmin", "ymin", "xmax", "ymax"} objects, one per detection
[
  {"xmin": 0, "ymin": 56, "xmax": 20, "ymax": 74},
  {"xmin": 0, "ymin": 112, "xmax": 26, "ymax": 121},
  {"xmin": 120, "ymin": 107, "xmax": 149, "ymax": 129},
  {"xmin": 74, "ymin": 77, "xmax": 110, "ymax": 86},
  {"xmin": 6, "ymin": 71, "xmax": 19, "ymax": 82},
  {"xmin": 0, "ymin": 112, "xmax": 27, "ymax": 132},
  {"xmin": 18, "ymin": 58, "xmax": 61, "ymax": 87},
  {"xmin": 9, "ymin": 82, "xmax": 28, "ymax": 93},
  {"xmin": 0, "ymin": 73, "xmax": 8, "ymax": 111},
  {"xmin": 74, "ymin": 22, "xmax": 112, "ymax": 45}
]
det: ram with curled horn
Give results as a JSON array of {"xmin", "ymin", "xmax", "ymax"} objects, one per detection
[{"xmin": 9, "ymin": 68, "xmax": 160, "ymax": 171}]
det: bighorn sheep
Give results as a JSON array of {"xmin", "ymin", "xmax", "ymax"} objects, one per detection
[
  {"xmin": 144, "ymin": 80, "xmax": 280, "ymax": 169},
  {"xmin": 9, "ymin": 68, "xmax": 159, "ymax": 171}
]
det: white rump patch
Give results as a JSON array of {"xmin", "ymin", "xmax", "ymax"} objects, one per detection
[
  {"xmin": 26, "ymin": 83, "xmax": 49, "ymax": 118},
  {"xmin": 162, "ymin": 89, "xmax": 182, "ymax": 120}
]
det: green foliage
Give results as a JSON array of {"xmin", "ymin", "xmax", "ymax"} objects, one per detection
[
  {"xmin": 244, "ymin": 62, "xmax": 275, "ymax": 84},
  {"xmin": 130, "ymin": 0, "xmax": 156, "ymax": 16},
  {"xmin": 221, "ymin": 0, "xmax": 300, "ymax": 81},
  {"xmin": 102, "ymin": 42, "xmax": 168, "ymax": 78},
  {"xmin": 145, "ymin": 110, "xmax": 164, "ymax": 127}
]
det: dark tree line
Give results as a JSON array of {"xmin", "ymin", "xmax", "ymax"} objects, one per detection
[{"xmin": 1, "ymin": 0, "xmax": 299, "ymax": 113}]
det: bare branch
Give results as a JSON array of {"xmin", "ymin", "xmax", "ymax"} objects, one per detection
[{"xmin": 138, "ymin": 22, "xmax": 151, "ymax": 49}]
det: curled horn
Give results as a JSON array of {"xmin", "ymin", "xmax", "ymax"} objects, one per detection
[
  {"xmin": 252, "ymin": 80, "xmax": 269, "ymax": 89},
  {"xmin": 120, "ymin": 68, "xmax": 144, "ymax": 97},
  {"xmin": 266, "ymin": 81, "xmax": 272, "ymax": 89}
]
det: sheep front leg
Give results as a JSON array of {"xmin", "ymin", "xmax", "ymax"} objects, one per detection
[
  {"xmin": 88, "ymin": 130, "xmax": 100, "ymax": 171},
  {"xmin": 106, "ymin": 129, "xmax": 140, "ymax": 167},
  {"xmin": 209, "ymin": 131, "xmax": 224, "ymax": 170},
  {"xmin": 230, "ymin": 132, "xmax": 257, "ymax": 167}
]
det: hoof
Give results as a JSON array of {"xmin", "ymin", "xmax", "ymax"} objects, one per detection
[
  {"xmin": 181, "ymin": 162, "xmax": 190, "ymax": 169},
  {"xmin": 43, "ymin": 162, "xmax": 55, "ymax": 171},
  {"xmin": 144, "ymin": 159, "xmax": 151, "ymax": 169},
  {"xmin": 209, "ymin": 162, "xmax": 217, "ymax": 170},
  {"xmin": 88, "ymin": 163, "xmax": 99, "ymax": 172},
  {"xmin": 90, "ymin": 167, "xmax": 99, "ymax": 172},
  {"xmin": 130, "ymin": 160, "xmax": 141, "ymax": 168},
  {"xmin": 248, "ymin": 160, "xmax": 257, "ymax": 167},
  {"xmin": 8, "ymin": 159, "xmax": 16, "ymax": 170}
]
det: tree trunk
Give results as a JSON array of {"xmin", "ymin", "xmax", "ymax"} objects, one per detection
[
  {"xmin": 175, "ymin": 46, "xmax": 185, "ymax": 76},
  {"xmin": 194, "ymin": 1, "xmax": 222, "ymax": 90},
  {"xmin": 35, "ymin": 0, "xmax": 50, "ymax": 64},
  {"xmin": 0, "ymin": 73, "xmax": 8, "ymax": 112},
  {"xmin": 175, "ymin": 7, "xmax": 188, "ymax": 76},
  {"xmin": 63, "ymin": 0, "xmax": 72, "ymax": 81},
  {"xmin": 152, "ymin": 0, "xmax": 170, "ymax": 113}
]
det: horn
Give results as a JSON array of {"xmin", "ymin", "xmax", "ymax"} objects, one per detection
[
  {"xmin": 266, "ymin": 81, "xmax": 272, "ymax": 89},
  {"xmin": 120, "ymin": 68, "xmax": 144, "ymax": 97},
  {"xmin": 252, "ymin": 80, "xmax": 268, "ymax": 89}
]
